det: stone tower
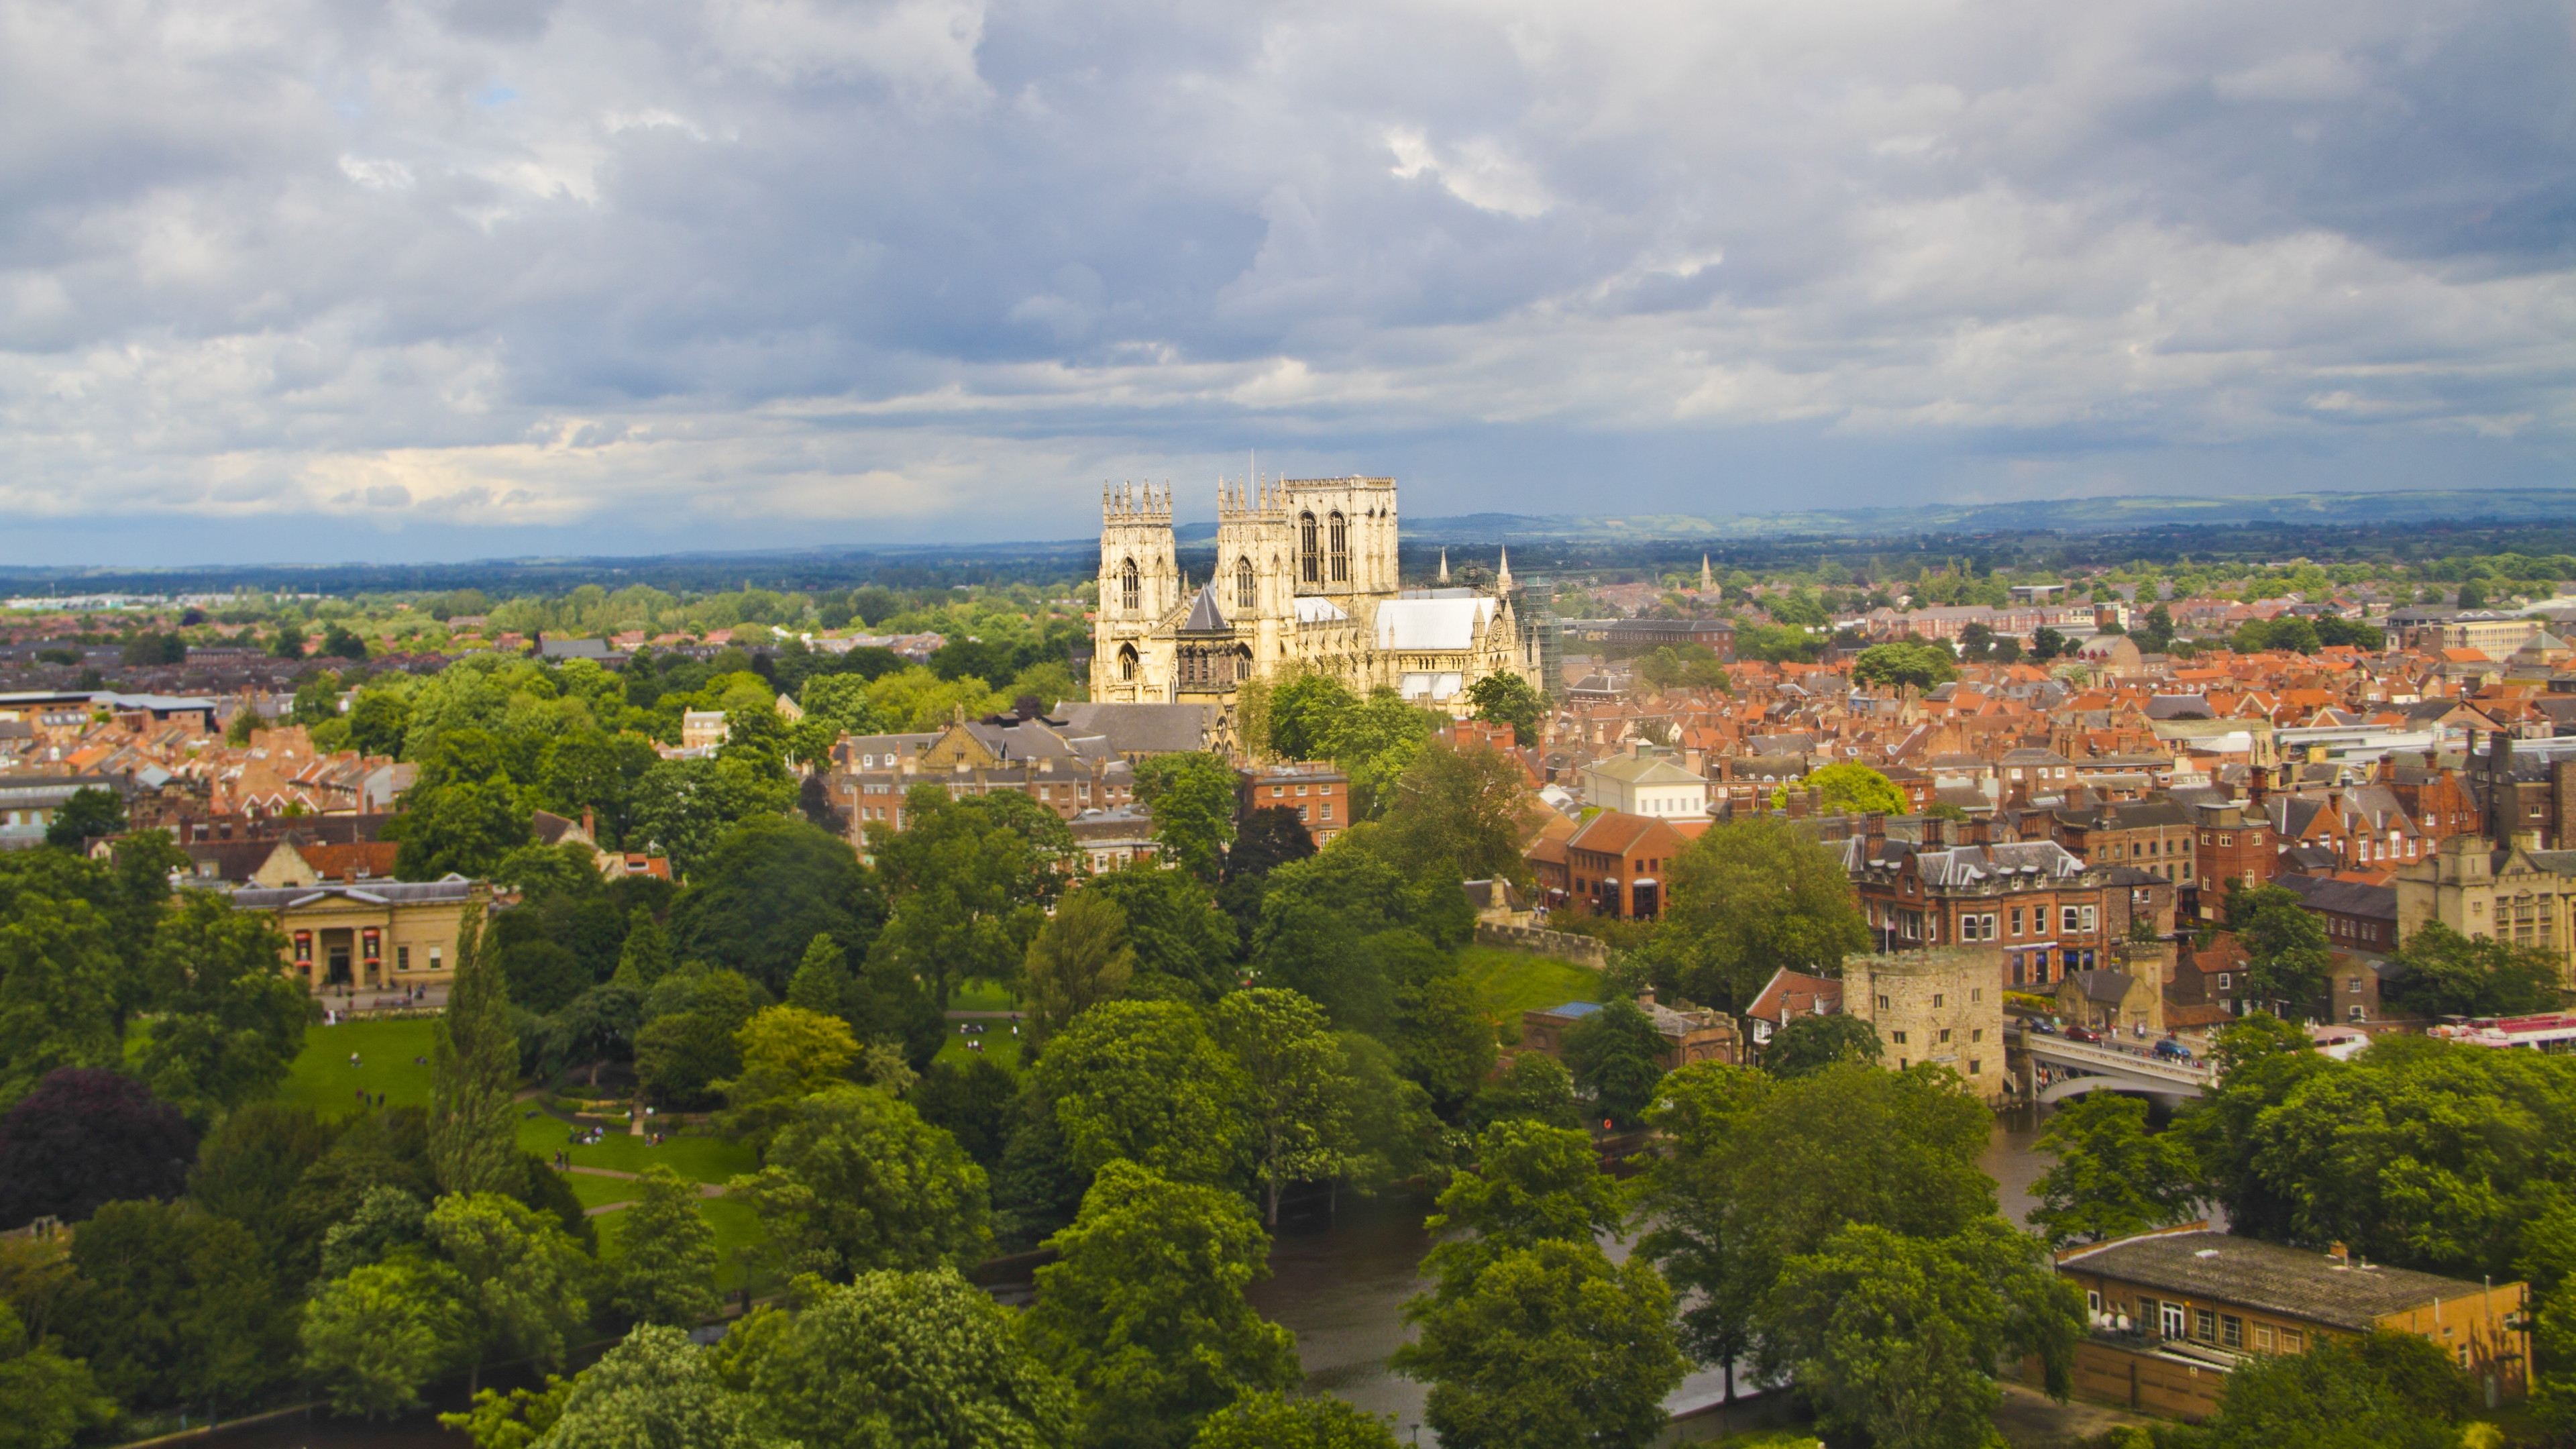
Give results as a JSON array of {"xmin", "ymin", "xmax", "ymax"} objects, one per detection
[
  {"xmin": 1092, "ymin": 481, "xmax": 1179, "ymax": 697},
  {"xmin": 1214, "ymin": 472, "xmax": 1293, "ymax": 672}
]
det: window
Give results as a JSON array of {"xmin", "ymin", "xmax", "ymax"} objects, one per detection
[
  {"xmin": 2255, "ymin": 1326, "xmax": 2274, "ymax": 1352},
  {"xmin": 1933, "ymin": 994, "xmax": 1945, "ymax": 1008},
  {"xmin": 2348, "ymin": 976, "xmax": 2363, "ymax": 994},
  {"xmin": 1972, "ymin": 988, "xmax": 1982, "ymax": 1002},
  {"xmin": 1968, "ymin": 1059, "xmax": 1981, "ymax": 1075},
  {"xmin": 2194, "ymin": 1309, "xmax": 2217, "ymax": 1344},
  {"xmin": 2011, "ymin": 906, "xmax": 2024, "ymax": 935},
  {"xmin": 1972, "ymin": 1028, "xmax": 1984, "ymax": 1042},
  {"xmin": 1121, "ymin": 557, "xmax": 1140, "ymax": 612},
  {"xmin": 2080, "ymin": 905, "xmax": 2097, "ymax": 932},
  {"xmin": 2062, "ymin": 906, "xmax": 2080, "ymax": 933},
  {"xmin": 2088, "ymin": 1291, "xmax": 2104, "ymax": 1316},
  {"xmin": 1321, "ymin": 804, "xmax": 1333, "ymax": 821},
  {"xmin": 429, "ymin": 947, "xmax": 443, "ymax": 971},
  {"xmin": 2217, "ymin": 973, "xmax": 2232, "ymax": 991},
  {"xmin": 1938, "ymin": 1028, "xmax": 1952, "ymax": 1044},
  {"xmin": 1878, "ymin": 994, "xmax": 1890, "ymax": 1010},
  {"xmin": 2222, "ymin": 1316, "xmax": 2243, "ymax": 1350},
  {"xmin": 2282, "ymin": 1329, "xmax": 2303, "ymax": 1352},
  {"xmin": 396, "ymin": 945, "xmax": 411, "ymax": 972},
  {"xmin": 2219, "ymin": 834, "xmax": 2233, "ymax": 846},
  {"xmin": 1299, "ymin": 513, "xmax": 1320, "ymax": 583},
  {"xmin": 1890, "ymin": 1030, "xmax": 1909, "ymax": 1045},
  {"xmin": 1236, "ymin": 555, "xmax": 1256, "ymax": 610},
  {"xmin": 1328, "ymin": 512, "xmax": 1348, "ymax": 582},
  {"xmin": 2160, "ymin": 1302, "xmax": 2188, "ymax": 1340}
]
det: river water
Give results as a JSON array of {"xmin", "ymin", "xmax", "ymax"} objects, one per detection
[{"xmin": 192, "ymin": 1112, "xmax": 2065, "ymax": 1448}]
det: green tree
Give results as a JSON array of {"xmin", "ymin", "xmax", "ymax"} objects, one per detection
[
  {"xmin": 346, "ymin": 693, "xmax": 413, "ymax": 759},
  {"xmin": 0, "ymin": 898, "xmax": 121, "ymax": 1106},
  {"xmin": 301, "ymin": 1255, "xmax": 470, "ymax": 1418},
  {"xmin": 611, "ymin": 907, "xmax": 672, "ymax": 988},
  {"xmin": 731, "ymin": 1269, "xmax": 1073, "ymax": 1449},
  {"xmin": 729, "ymin": 1085, "xmax": 990, "ymax": 1279},
  {"xmin": 1023, "ymin": 890, "xmax": 1135, "ymax": 1045},
  {"xmin": 394, "ymin": 771, "xmax": 531, "ymax": 880},
  {"xmin": 1806, "ymin": 762, "xmax": 1908, "ymax": 816},
  {"xmin": 1395, "ymin": 1122, "xmax": 1680, "ymax": 1449},
  {"xmin": 2194, "ymin": 1332, "xmax": 2457, "ymax": 1449},
  {"xmin": 439, "ymin": 1376, "xmax": 571, "ymax": 1449},
  {"xmin": 1021, "ymin": 1161, "xmax": 1301, "ymax": 1449},
  {"xmin": 2223, "ymin": 883, "xmax": 2332, "ymax": 1013},
  {"xmin": 1191, "ymin": 1391, "xmax": 1400, "ymax": 1448},
  {"xmin": 867, "ymin": 786, "xmax": 1067, "ymax": 1008},
  {"xmin": 0, "ymin": 1300, "xmax": 114, "ymax": 1449},
  {"xmin": 2385, "ymin": 920, "xmax": 2565, "ymax": 1018},
  {"xmin": 40, "ymin": 790, "xmax": 124, "ymax": 851},
  {"xmin": 2169, "ymin": 1014, "xmax": 2330, "ymax": 1244},
  {"xmin": 1377, "ymin": 740, "xmax": 1536, "ymax": 887},
  {"xmin": 1766, "ymin": 1221, "xmax": 2081, "ymax": 1449},
  {"xmin": 1462, "ymin": 673, "xmax": 1544, "ymax": 743},
  {"xmin": 1134, "ymin": 752, "xmax": 1240, "ymax": 881},
  {"xmin": 1643, "ymin": 818, "xmax": 1869, "ymax": 1013},
  {"xmin": 714, "ymin": 1005, "xmax": 859, "ymax": 1150},
  {"xmin": 1215, "ymin": 989, "xmax": 1354, "ymax": 1226},
  {"xmin": 1760, "ymin": 1012, "xmax": 1883, "ymax": 1077},
  {"xmin": 429, "ymin": 904, "xmax": 521, "ymax": 1197},
  {"xmin": 635, "ymin": 969, "xmax": 767, "ymax": 1108},
  {"xmin": 629, "ymin": 756, "xmax": 797, "ymax": 881},
  {"xmin": 672, "ymin": 816, "xmax": 888, "ymax": 998},
  {"xmin": 1468, "ymin": 1053, "xmax": 1585, "ymax": 1133},
  {"xmin": 540, "ymin": 1324, "xmax": 777, "ymax": 1449},
  {"xmin": 60, "ymin": 1200, "xmax": 286, "ymax": 1414},
  {"xmin": 1849, "ymin": 641, "xmax": 1959, "ymax": 691},
  {"xmin": 602, "ymin": 1167, "xmax": 722, "ymax": 1329},
  {"xmin": 1267, "ymin": 674, "xmax": 1358, "ymax": 763},
  {"xmin": 1336, "ymin": 1031, "xmax": 1455, "ymax": 1197},
  {"xmin": 1035, "ymin": 1000, "xmax": 1246, "ymax": 1187},
  {"xmin": 1562, "ymin": 998, "xmax": 1667, "ymax": 1129},
  {"xmin": 2025, "ymin": 1093, "xmax": 2202, "ymax": 1248},
  {"xmin": 1633, "ymin": 1063, "xmax": 1997, "ymax": 1401},
  {"xmin": 425, "ymin": 1191, "xmax": 592, "ymax": 1386},
  {"xmin": 800, "ymin": 674, "xmax": 891, "ymax": 736},
  {"xmin": 1083, "ymin": 865, "xmax": 1241, "ymax": 1002},
  {"xmin": 1332, "ymin": 694, "xmax": 1444, "ymax": 820}
]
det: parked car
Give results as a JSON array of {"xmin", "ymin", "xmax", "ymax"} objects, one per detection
[
  {"xmin": 2152, "ymin": 1038, "xmax": 2195, "ymax": 1062},
  {"xmin": 2062, "ymin": 1025, "xmax": 2103, "ymax": 1044},
  {"xmin": 2019, "ymin": 1018, "xmax": 2056, "ymax": 1035}
]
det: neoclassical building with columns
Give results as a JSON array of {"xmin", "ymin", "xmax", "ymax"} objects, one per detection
[{"xmin": 1087, "ymin": 473, "xmax": 1538, "ymax": 717}]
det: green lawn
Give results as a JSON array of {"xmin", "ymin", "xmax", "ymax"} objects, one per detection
[
  {"xmin": 514, "ymin": 1112, "xmax": 757, "ymax": 1183},
  {"xmin": 1456, "ymin": 945, "xmax": 1608, "ymax": 1024},
  {"xmin": 947, "ymin": 981, "xmax": 1023, "ymax": 1013},
  {"xmin": 564, "ymin": 1171, "xmax": 644, "ymax": 1210},
  {"xmin": 279, "ymin": 1019, "xmax": 440, "ymax": 1119},
  {"xmin": 932, "ymin": 1027, "xmax": 1024, "ymax": 1077}
]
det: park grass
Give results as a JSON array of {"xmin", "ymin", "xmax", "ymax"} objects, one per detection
[
  {"xmin": 1456, "ymin": 945, "xmax": 1608, "ymax": 1024},
  {"xmin": 278, "ymin": 1018, "xmax": 439, "ymax": 1119},
  {"xmin": 948, "ymin": 981, "xmax": 1023, "ymax": 1013},
  {"xmin": 564, "ymin": 1171, "xmax": 644, "ymax": 1210},
  {"xmin": 514, "ymin": 1111, "xmax": 757, "ymax": 1183},
  {"xmin": 934, "ymin": 1020, "xmax": 1024, "ymax": 1078}
]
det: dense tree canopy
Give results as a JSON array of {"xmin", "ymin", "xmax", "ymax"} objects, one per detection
[{"xmin": 1641, "ymin": 818, "xmax": 1870, "ymax": 1013}]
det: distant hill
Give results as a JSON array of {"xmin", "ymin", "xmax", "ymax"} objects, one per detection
[{"xmin": 1403, "ymin": 489, "xmax": 2576, "ymax": 542}]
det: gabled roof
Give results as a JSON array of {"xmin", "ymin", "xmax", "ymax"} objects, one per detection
[{"xmin": 1180, "ymin": 584, "xmax": 1230, "ymax": 633}]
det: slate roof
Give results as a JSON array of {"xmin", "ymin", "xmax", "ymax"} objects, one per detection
[
  {"xmin": 1179, "ymin": 584, "xmax": 1230, "ymax": 633},
  {"xmin": 2061, "ymin": 1230, "xmax": 2491, "ymax": 1331},
  {"xmin": 2271, "ymin": 874, "xmax": 2398, "ymax": 921},
  {"xmin": 229, "ymin": 879, "xmax": 478, "ymax": 908}
]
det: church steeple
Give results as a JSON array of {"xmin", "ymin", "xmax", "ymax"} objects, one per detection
[
  {"xmin": 1438, "ymin": 547, "xmax": 1449, "ymax": 584},
  {"xmin": 1497, "ymin": 546, "xmax": 1513, "ymax": 592},
  {"xmin": 1701, "ymin": 553, "xmax": 1713, "ymax": 594}
]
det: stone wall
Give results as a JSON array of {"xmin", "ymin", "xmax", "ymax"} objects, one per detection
[{"xmin": 1474, "ymin": 922, "xmax": 1609, "ymax": 968}]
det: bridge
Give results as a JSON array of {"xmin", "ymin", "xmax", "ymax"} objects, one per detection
[{"xmin": 2006, "ymin": 1028, "xmax": 2218, "ymax": 1107}]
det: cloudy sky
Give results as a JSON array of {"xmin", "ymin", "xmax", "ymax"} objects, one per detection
[{"xmin": 4, "ymin": 0, "xmax": 2571, "ymax": 564}]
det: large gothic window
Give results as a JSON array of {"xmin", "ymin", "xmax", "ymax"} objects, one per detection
[
  {"xmin": 1119, "ymin": 645, "xmax": 1138, "ymax": 681},
  {"xmin": 1120, "ymin": 558, "xmax": 1140, "ymax": 613},
  {"xmin": 1328, "ymin": 512, "xmax": 1348, "ymax": 583},
  {"xmin": 1236, "ymin": 556, "xmax": 1256, "ymax": 610},
  {"xmin": 1299, "ymin": 513, "xmax": 1320, "ymax": 584}
]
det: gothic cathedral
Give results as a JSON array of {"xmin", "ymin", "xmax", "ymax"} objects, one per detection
[{"xmin": 1087, "ymin": 473, "xmax": 1539, "ymax": 717}]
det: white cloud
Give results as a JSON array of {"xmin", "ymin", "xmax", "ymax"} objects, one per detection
[{"xmin": 0, "ymin": 0, "xmax": 2569, "ymax": 560}]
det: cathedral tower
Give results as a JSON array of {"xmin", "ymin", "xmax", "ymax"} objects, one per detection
[{"xmin": 1091, "ymin": 481, "xmax": 1179, "ymax": 698}]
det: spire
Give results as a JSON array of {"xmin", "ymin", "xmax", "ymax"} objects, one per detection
[
  {"xmin": 1702, "ymin": 553, "xmax": 1713, "ymax": 594},
  {"xmin": 1438, "ymin": 547, "xmax": 1450, "ymax": 584},
  {"xmin": 1497, "ymin": 546, "xmax": 1513, "ymax": 591}
]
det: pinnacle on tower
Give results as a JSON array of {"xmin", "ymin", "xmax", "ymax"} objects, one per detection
[
  {"xmin": 1702, "ymin": 554, "xmax": 1713, "ymax": 593},
  {"xmin": 1497, "ymin": 546, "xmax": 1513, "ymax": 590},
  {"xmin": 1438, "ymin": 547, "xmax": 1450, "ymax": 584}
]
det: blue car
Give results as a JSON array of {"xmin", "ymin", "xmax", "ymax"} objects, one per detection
[{"xmin": 2151, "ymin": 1038, "xmax": 2194, "ymax": 1063}]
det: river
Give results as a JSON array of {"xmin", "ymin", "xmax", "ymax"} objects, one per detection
[{"xmin": 188, "ymin": 1111, "xmax": 2065, "ymax": 1448}]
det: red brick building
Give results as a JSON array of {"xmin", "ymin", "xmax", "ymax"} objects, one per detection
[
  {"xmin": 1838, "ymin": 823, "xmax": 2161, "ymax": 988},
  {"xmin": 1554, "ymin": 810, "xmax": 1690, "ymax": 920},
  {"xmin": 1240, "ymin": 761, "xmax": 1351, "ymax": 849}
]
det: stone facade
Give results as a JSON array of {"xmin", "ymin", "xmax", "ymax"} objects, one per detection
[
  {"xmin": 225, "ymin": 878, "xmax": 485, "ymax": 990},
  {"xmin": 2392, "ymin": 833, "xmax": 2576, "ymax": 991},
  {"xmin": 1847, "ymin": 945, "xmax": 2008, "ymax": 1103},
  {"xmin": 1086, "ymin": 474, "xmax": 1538, "ymax": 718}
]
